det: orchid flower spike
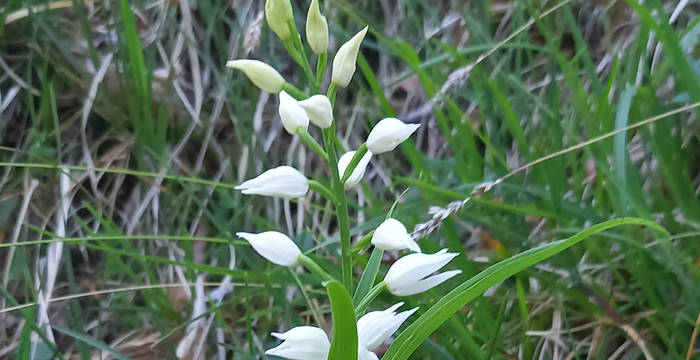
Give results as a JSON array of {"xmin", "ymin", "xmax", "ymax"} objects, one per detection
[
  {"xmin": 366, "ymin": 117, "xmax": 420, "ymax": 154},
  {"xmin": 371, "ymin": 218, "xmax": 420, "ymax": 252},
  {"xmin": 384, "ymin": 249, "xmax": 461, "ymax": 296},
  {"xmin": 331, "ymin": 26, "xmax": 368, "ymax": 87},
  {"xmin": 236, "ymin": 231, "xmax": 302, "ymax": 266},
  {"xmin": 357, "ymin": 302, "xmax": 418, "ymax": 352},
  {"xmin": 226, "ymin": 59, "xmax": 285, "ymax": 93},
  {"xmin": 265, "ymin": 326, "xmax": 330, "ymax": 359},
  {"xmin": 298, "ymin": 95, "xmax": 333, "ymax": 128},
  {"xmin": 337, "ymin": 150, "xmax": 372, "ymax": 189},
  {"xmin": 279, "ymin": 91, "xmax": 310, "ymax": 135},
  {"xmin": 235, "ymin": 166, "xmax": 308, "ymax": 199}
]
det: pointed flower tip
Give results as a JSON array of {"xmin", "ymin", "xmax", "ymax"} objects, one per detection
[
  {"xmin": 236, "ymin": 231, "xmax": 301, "ymax": 266},
  {"xmin": 366, "ymin": 118, "xmax": 421, "ymax": 154},
  {"xmin": 331, "ymin": 26, "xmax": 369, "ymax": 87},
  {"xmin": 306, "ymin": 0, "xmax": 329, "ymax": 54},
  {"xmin": 236, "ymin": 166, "xmax": 309, "ymax": 199}
]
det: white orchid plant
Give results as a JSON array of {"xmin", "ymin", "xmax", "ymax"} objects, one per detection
[{"xmin": 226, "ymin": 1, "xmax": 461, "ymax": 358}]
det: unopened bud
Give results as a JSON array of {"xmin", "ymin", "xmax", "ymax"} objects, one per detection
[
  {"xmin": 226, "ymin": 59, "xmax": 285, "ymax": 93},
  {"xmin": 306, "ymin": 0, "xmax": 329, "ymax": 54},
  {"xmin": 265, "ymin": 0, "xmax": 294, "ymax": 40},
  {"xmin": 298, "ymin": 95, "xmax": 333, "ymax": 128},
  {"xmin": 331, "ymin": 26, "xmax": 368, "ymax": 87},
  {"xmin": 279, "ymin": 91, "xmax": 310, "ymax": 134}
]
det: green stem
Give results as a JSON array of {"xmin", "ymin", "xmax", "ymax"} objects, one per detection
[
  {"xmin": 297, "ymin": 131, "xmax": 328, "ymax": 161},
  {"xmin": 316, "ymin": 52, "xmax": 327, "ymax": 88},
  {"xmin": 351, "ymin": 231, "xmax": 374, "ymax": 254},
  {"xmin": 340, "ymin": 143, "xmax": 369, "ymax": 184},
  {"xmin": 286, "ymin": 20, "xmax": 317, "ymax": 91},
  {"xmin": 298, "ymin": 254, "xmax": 335, "ymax": 282},
  {"xmin": 307, "ymin": 179, "xmax": 337, "ymax": 203},
  {"xmin": 282, "ymin": 83, "xmax": 308, "ymax": 100},
  {"xmin": 323, "ymin": 126, "xmax": 353, "ymax": 292},
  {"xmin": 326, "ymin": 83, "xmax": 338, "ymax": 104},
  {"xmin": 354, "ymin": 281, "xmax": 386, "ymax": 316}
]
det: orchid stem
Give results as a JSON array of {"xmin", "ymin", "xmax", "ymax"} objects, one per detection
[
  {"xmin": 297, "ymin": 131, "xmax": 328, "ymax": 161},
  {"xmin": 354, "ymin": 281, "xmax": 386, "ymax": 316},
  {"xmin": 298, "ymin": 254, "xmax": 335, "ymax": 282},
  {"xmin": 308, "ymin": 180, "xmax": 336, "ymax": 203}
]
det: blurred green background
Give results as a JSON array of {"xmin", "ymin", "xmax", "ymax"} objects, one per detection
[{"xmin": 1, "ymin": 0, "xmax": 699, "ymax": 359}]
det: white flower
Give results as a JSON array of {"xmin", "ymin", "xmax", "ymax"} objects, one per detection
[
  {"xmin": 279, "ymin": 91, "xmax": 310, "ymax": 135},
  {"xmin": 331, "ymin": 27, "xmax": 368, "ymax": 87},
  {"xmin": 305, "ymin": 0, "xmax": 328, "ymax": 54},
  {"xmin": 226, "ymin": 59, "xmax": 285, "ymax": 93},
  {"xmin": 298, "ymin": 95, "xmax": 333, "ymax": 128},
  {"xmin": 357, "ymin": 302, "xmax": 418, "ymax": 351},
  {"xmin": 384, "ymin": 249, "xmax": 461, "ymax": 296},
  {"xmin": 236, "ymin": 231, "xmax": 302, "ymax": 266},
  {"xmin": 265, "ymin": 0, "xmax": 294, "ymax": 40},
  {"xmin": 235, "ymin": 166, "xmax": 308, "ymax": 199},
  {"xmin": 337, "ymin": 150, "xmax": 372, "ymax": 189},
  {"xmin": 366, "ymin": 118, "xmax": 420, "ymax": 154},
  {"xmin": 265, "ymin": 326, "xmax": 330, "ymax": 359},
  {"xmin": 371, "ymin": 218, "xmax": 420, "ymax": 252}
]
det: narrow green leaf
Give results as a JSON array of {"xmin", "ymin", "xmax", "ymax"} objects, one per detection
[
  {"xmin": 352, "ymin": 247, "xmax": 383, "ymax": 307},
  {"xmin": 383, "ymin": 218, "xmax": 667, "ymax": 359},
  {"xmin": 326, "ymin": 280, "xmax": 358, "ymax": 360}
]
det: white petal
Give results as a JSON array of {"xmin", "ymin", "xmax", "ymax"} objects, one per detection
[
  {"xmin": 357, "ymin": 302, "xmax": 417, "ymax": 350},
  {"xmin": 331, "ymin": 27, "xmax": 368, "ymax": 87},
  {"xmin": 236, "ymin": 231, "xmax": 301, "ymax": 266},
  {"xmin": 298, "ymin": 95, "xmax": 333, "ymax": 128},
  {"xmin": 371, "ymin": 218, "xmax": 420, "ymax": 252},
  {"xmin": 358, "ymin": 346, "xmax": 379, "ymax": 360},
  {"xmin": 337, "ymin": 150, "xmax": 372, "ymax": 189},
  {"xmin": 390, "ymin": 269, "xmax": 462, "ymax": 296},
  {"xmin": 279, "ymin": 91, "xmax": 310, "ymax": 135},
  {"xmin": 366, "ymin": 118, "xmax": 420, "ymax": 154},
  {"xmin": 384, "ymin": 249, "xmax": 458, "ymax": 295},
  {"xmin": 235, "ymin": 166, "xmax": 309, "ymax": 199},
  {"xmin": 266, "ymin": 326, "xmax": 330, "ymax": 360}
]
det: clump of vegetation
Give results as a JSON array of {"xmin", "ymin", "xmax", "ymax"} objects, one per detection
[{"xmin": 0, "ymin": 0, "xmax": 699, "ymax": 359}]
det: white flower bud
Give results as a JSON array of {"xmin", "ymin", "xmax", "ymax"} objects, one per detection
[
  {"xmin": 265, "ymin": 326, "xmax": 330, "ymax": 359},
  {"xmin": 265, "ymin": 0, "xmax": 294, "ymax": 40},
  {"xmin": 337, "ymin": 150, "xmax": 372, "ymax": 189},
  {"xmin": 331, "ymin": 26, "xmax": 368, "ymax": 87},
  {"xmin": 279, "ymin": 91, "xmax": 310, "ymax": 134},
  {"xmin": 366, "ymin": 118, "xmax": 420, "ymax": 154},
  {"xmin": 371, "ymin": 218, "xmax": 420, "ymax": 252},
  {"xmin": 226, "ymin": 59, "xmax": 285, "ymax": 93},
  {"xmin": 236, "ymin": 231, "xmax": 302, "ymax": 266},
  {"xmin": 384, "ymin": 249, "xmax": 461, "ymax": 296},
  {"xmin": 235, "ymin": 166, "xmax": 309, "ymax": 199},
  {"xmin": 359, "ymin": 346, "xmax": 379, "ymax": 360},
  {"xmin": 306, "ymin": 0, "xmax": 329, "ymax": 54},
  {"xmin": 298, "ymin": 95, "xmax": 333, "ymax": 128},
  {"xmin": 357, "ymin": 302, "xmax": 418, "ymax": 351}
]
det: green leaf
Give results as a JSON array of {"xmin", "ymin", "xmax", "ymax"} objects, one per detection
[
  {"xmin": 383, "ymin": 218, "xmax": 667, "ymax": 360},
  {"xmin": 326, "ymin": 280, "xmax": 358, "ymax": 360},
  {"xmin": 352, "ymin": 247, "xmax": 383, "ymax": 307}
]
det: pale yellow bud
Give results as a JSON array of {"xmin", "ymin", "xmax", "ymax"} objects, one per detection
[
  {"xmin": 331, "ymin": 26, "xmax": 368, "ymax": 87},
  {"xmin": 265, "ymin": 0, "xmax": 294, "ymax": 40},
  {"xmin": 305, "ymin": 0, "xmax": 329, "ymax": 54},
  {"xmin": 226, "ymin": 59, "xmax": 285, "ymax": 93}
]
